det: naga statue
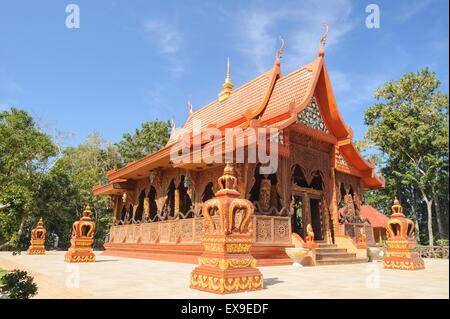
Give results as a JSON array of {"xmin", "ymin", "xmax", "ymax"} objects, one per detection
[
  {"xmin": 64, "ymin": 205, "xmax": 96, "ymax": 263},
  {"xmin": 190, "ymin": 163, "xmax": 263, "ymax": 294},
  {"xmin": 27, "ymin": 218, "xmax": 46, "ymax": 255}
]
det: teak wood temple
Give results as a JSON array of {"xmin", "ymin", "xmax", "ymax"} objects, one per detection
[{"xmin": 93, "ymin": 37, "xmax": 385, "ymax": 266}]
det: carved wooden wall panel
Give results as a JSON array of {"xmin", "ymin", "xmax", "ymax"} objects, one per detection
[{"xmin": 109, "ymin": 215, "xmax": 291, "ymax": 246}]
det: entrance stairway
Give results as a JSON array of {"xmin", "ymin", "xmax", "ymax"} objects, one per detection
[{"xmin": 315, "ymin": 243, "xmax": 367, "ymax": 265}]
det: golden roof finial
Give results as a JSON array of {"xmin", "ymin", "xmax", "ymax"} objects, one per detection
[
  {"xmin": 318, "ymin": 23, "xmax": 329, "ymax": 57},
  {"xmin": 218, "ymin": 57, "xmax": 234, "ymax": 102}
]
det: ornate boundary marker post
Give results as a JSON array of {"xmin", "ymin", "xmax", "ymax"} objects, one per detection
[
  {"xmin": 384, "ymin": 198, "xmax": 424, "ymax": 270},
  {"xmin": 65, "ymin": 205, "xmax": 96, "ymax": 263},
  {"xmin": 190, "ymin": 163, "xmax": 264, "ymax": 294},
  {"xmin": 27, "ymin": 218, "xmax": 46, "ymax": 255}
]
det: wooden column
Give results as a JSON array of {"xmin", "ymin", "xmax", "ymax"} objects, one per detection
[
  {"xmin": 330, "ymin": 168, "xmax": 340, "ymax": 237},
  {"xmin": 174, "ymin": 187, "xmax": 180, "ymax": 219}
]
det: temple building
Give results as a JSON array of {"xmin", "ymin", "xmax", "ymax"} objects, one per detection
[{"xmin": 93, "ymin": 34, "xmax": 384, "ymax": 266}]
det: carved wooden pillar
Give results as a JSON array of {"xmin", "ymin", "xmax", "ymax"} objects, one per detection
[
  {"xmin": 330, "ymin": 167, "xmax": 340, "ymax": 236},
  {"xmin": 174, "ymin": 187, "xmax": 180, "ymax": 218},
  {"xmin": 112, "ymin": 195, "xmax": 120, "ymax": 223},
  {"xmin": 304, "ymin": 193, "xmax": 311, "ymax": 227}
]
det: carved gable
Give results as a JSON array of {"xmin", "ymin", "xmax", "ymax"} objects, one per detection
[{"xmin": 297, "ymin": 97, "xmax": 329, "ymax": 133}]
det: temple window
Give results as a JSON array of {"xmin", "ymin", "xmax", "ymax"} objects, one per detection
[
  {"xmin": 120, "ymin": 205, "xmax": 126, "ymax": 222},
  {"xmin": 148, "ymin": 186, "xmax": 158, "ymax": 220},
  {"xmin": 135, "ymin": 190, "xmax": 145, "ymax": 222},
  {"xmin": 292, "ymin": 165, "xmax": 308, "ymax": 188},
  {"xmin": 297, "ymin": 97, "xmax": 328, "ymax": 132},
  {"xmin": 163, "ymin": 180, "xmax": 176, "ymax": 217},
  {"xmin": 178, "ymin": 176, "xmax": 193, "ymax": 217},
  {"xmin": 249, "ymin": 164, "xmax": 281, "ymax": 213},
  {"xmin": 127, "ymin": 204, "xmax": 133, "ymax": 222},
  {"xmin": 202, "ymin": 182, "xmax": 215, "ymax": 202},
  {"xmin": 310, "ymin": 171, "xmax": 324, "ymax": 190}
]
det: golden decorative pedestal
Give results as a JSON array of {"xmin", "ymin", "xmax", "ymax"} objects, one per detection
[
  {"xmin": 27, "ymin": 218, "xmax": 46, "ymax": 255},
  {"xmin": 383, "ymin": 198, "xmax": 424, "ymax": 270},
  {"xmin": 27, "ymin": 239, "xmax": 46, "ymax": 255},
  {"xmin": 190, "ymin": 163, "xmax": 263, "ymax": 294},
  {"xmin": 65, "ymin": 205, "xmax": 96, "ymax": 263}
]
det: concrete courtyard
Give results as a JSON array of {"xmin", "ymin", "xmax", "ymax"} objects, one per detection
[{"xmin": 0, "ymin": 251, "xmax": 448, "ymax": 299}]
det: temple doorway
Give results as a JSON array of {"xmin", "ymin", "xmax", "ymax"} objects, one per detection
[
  {"xmin": 290, "ymin": 166, "xmax": 328, "ymax": 242},
  {"xmin": 309, "ymin": 196, "xmax": 323, "ymax": 241}
]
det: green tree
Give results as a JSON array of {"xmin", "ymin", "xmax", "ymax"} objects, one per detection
[
  {"xmin": 36, "ymin": 132, "xmax": 121, "ymax": 249},
  {"xmin": 363, "ymin": 68, "xmax": 449, "ymax": 245},
  {"xmin": 116, "ymin": 120, "xmax": 170, "ymax": 164},
  {"xmin": 0, "ymin": 108, "xmax": 57, "ymax": 250}
]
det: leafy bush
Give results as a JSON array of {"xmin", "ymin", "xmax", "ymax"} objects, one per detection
[
  {"xmin": 436, "ymin": 239, "xmax": 449, "ymax": 246},
  {"xmin": 0, "ymin": 269, "xmax": 38, "ymax": 299}
]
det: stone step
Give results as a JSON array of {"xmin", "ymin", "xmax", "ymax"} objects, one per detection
[
  {"xmin": 315, "ymin": 248, "xmax": 348, "ymax": 253},
  {"xmin": 317, "ymin": 244, "xmax": 338, "ymax": 248},
  {"xmin": 316, "ymin": 258, "xmax": 368, "ymax": 265},
  {"xmin": 316, "ymin": 252, "xmax": 356, "ymax": 260}
]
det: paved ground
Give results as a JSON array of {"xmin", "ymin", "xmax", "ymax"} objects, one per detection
[{"xmin": 0, "ymin": 251, "xmax": 448, "ymax": 299}]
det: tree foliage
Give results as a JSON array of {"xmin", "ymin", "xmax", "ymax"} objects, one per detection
[
  {"xmin": 0, "ymin": 108, "xmax": 57, "ymax": 249},
  {"xmin": 116, "ymin": 120, "xmax": 170, "ymax": 165},
  {"xmin": 363, "ymin": 68, "xmax": 449, "ymax": 244},
  {"xmin": 0, "ymin": 269, "xmax": 38, "ymax": 299},
  {"xmin": 1, "ymin": 107, "xmax": 169, "ymax": 250}
]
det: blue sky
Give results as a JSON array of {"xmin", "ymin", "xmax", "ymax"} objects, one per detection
[{"xmin": 0, "ymin": 0, "xmax": 448, "ymax": 147}]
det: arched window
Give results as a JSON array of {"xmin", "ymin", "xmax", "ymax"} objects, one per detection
[
  {"xmin": 202, "ymin": 182, "xmax": 215, "ymax": 202},
  {"xmin": 127, "ymin": 204, "xmax": 133, "ymax": 222},
  {"xmin": 148, "ymin": 186, "xmax": 158, "ymax": 219},
  {"xmin": 163, "ymin": 179, "xmax": 176, "ymax": 217},
  {"xmin": 120, "ymin": 205, "xmax": 127, "ymax": 222},
  {"xmin": 292, "ymin": 165, "xmax": 308, "ymax": 188},
  {"xmin": 310, "ymin": 171, "xmax": 324, "ymax": 190},
  {"xmin": 179, "ymin": 176, "xmax": 193, "ymax": 216},
  {"xmin": 135, "ymin": 190, "xmax": 145, "ymax": 222},
  {"xmin": 338, "ymin": 183, "xmax": 346, "ymax": 208}
]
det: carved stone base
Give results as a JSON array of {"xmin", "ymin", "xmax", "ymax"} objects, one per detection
[
  {"xmin": 190, "ymin": 267, "xmax": 263, "ymax": 294},
  {"xmin": 64, "ymin": 250, "xmax": 96, "ymax": 263},
  {"xmin": 27, "ymin": 240, "xmax": 45, "ymax": 255},
  {"xmin": 65, "ymin": 238, "xmax": 95, "ymax": 263},
  {"xmin": 384, "ymin": 240, "xmax": 424, "ymax": 270},
  {"xmin": 190, "ymin": 234, "xmax": 264, "ymax": 294}
]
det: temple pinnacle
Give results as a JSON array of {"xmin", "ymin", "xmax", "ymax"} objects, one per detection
[{"xmin": 218, "ymin": 56, "xmax": 234, "ymax": 102}]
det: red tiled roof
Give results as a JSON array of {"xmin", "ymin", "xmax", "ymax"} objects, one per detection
[
  {"xmin": 360, "ymin": 204, "xmax": 388, "ymax": 228},
  {"xmin": 99, "ymin": 53, "xmax": 384, "ymax": 189}
]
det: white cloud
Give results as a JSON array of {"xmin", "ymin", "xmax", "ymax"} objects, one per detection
[
  {"xmin": 144, "ymin": 20, "xmax": 182, "ymax": 54},
  {"xmin": 234, "ymin": 0, "xmax": 355, "ymax": 73},
  {"xmin": 329, "ymin": 69, "xmax": 351, "ymax": 93},
  {"xmin": 143, "ymin": 19, "xmax": 184, "ymax": 74},
  {"xmin": 395, "ymin": 0, "xmax": 433, "ymax": 22}
]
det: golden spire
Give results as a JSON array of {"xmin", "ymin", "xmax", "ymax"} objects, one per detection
[{"xmin": 218, "ymin": 57, "xmax": 234, "ymax": 102}]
